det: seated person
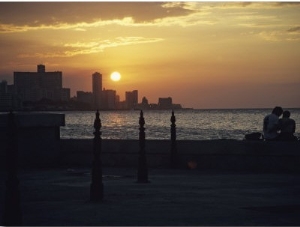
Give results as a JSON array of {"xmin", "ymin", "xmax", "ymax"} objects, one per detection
[
  {"xmin": 278, "ymin": 110, "xmax": 297, "ymax": 141},
  {"xmin": 263, "ymin": 106, "xmax": 283, "ymax": 141}
]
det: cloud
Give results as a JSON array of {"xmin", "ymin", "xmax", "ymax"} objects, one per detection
[
  {"xmin": 1, "ymin": 2, "xmax": 299, "ymax": 34},
  {"xmin": 0, "ymin": 2, "xmax": 193, "ymax": 27},
  {"xmin": 285, "ymin": 26, "xmax": 300, "ymax": 41},
  {"xmin": 5, "ymin": 2, "xmax": 280, "ymax": 33},
  {"xmin": 236, "ymin": 14, "xmax": 282, "ymax": 29},
  {"xmin": 18, "ymin": 37, "xmax": 164, "ymax": 58},
  {"xmin": 0, "ymin": 17, "xmax": 138, "ymax": 33},
  {"xmin": 258, "ymin": 31, "xmax": 282, "ymax": 42},
  {"xmin": 258, "ymin": 29, "xmax": 300, "ymax": 42},
  {"xmin": 210, "ymin": 2, "xmax": 300, "ymax": 9},
  {"xmin": 64, "ymin": 36, "xmax": 164, "ymax": 53},
  {"xmin": 0, "ymin": 11, "xmax": 214, "ymax": 34},
  {"xmin": 287, "ymin": 26, "xmax": 300, "ymax": 33}
]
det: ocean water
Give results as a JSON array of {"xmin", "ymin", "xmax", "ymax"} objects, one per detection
[{"xmin": 60, "ymin": 109, "xmax": 300, "ymax": 140}]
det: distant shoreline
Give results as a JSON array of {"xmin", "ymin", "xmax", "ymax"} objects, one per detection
[{"xmin": 2, "ymin": 107, "xmax": 300, "ymax": 113}]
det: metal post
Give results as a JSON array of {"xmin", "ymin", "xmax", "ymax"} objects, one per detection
[
  {"xmin": 137, "ymin": 110, "xmax": 149, "ymax": 183},
  {"xmin": 90, "ymin": 110, "xmax": 104, "ymax": 201},
  {"xmin": 3, "ymin": 111, "xmax": 22, "ymax": 225},
  {"xmin": 170, "ymin": 110, "xmax": 178, "ymax": 168}
]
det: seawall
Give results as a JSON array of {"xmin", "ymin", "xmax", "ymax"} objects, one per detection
[{"xmin": 59, "ymin": 139, "xmax": 300, "ymax": 172}]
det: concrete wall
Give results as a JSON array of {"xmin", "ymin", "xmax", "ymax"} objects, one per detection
[
  {"xmin": 0, "ymin": 113, "xmax": 65, "ymax": 168},
  {"xmin": 59, "ymin": 139, "xmax": 300, "ymax": 173}
]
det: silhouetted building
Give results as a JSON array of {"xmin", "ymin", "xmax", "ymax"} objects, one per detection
[
  {"xmin": 61, "ymin": 88, "xmax": 71, "ymax": 101},
  {"xmin": 77, "ymin": 91, "xmax": 93, "ymax": 107},
  {"xmin": 92, "ymin": 72, "xmax": 102, "ymax": 109},
  {"xmin": 0, "ymin": 80, "xmax": 8, "ymax": 94},
  {"xmin": 116, "ymin": 95, "xmax": 120, "ymax": 104},
  {"xmin": 102, "ymin": 89, "xmax": 116, "ymax": 110},
  {"xmin": 136, "ymin": 96, "xmax": 150, "ymax": 110},
  {"xmin": 37, "ymin": 64, "xmax": 45, "ymax": 73},
  {"xmin": 0, "ymin": 80, "xmax": 13, "ymax": 111},
  {"xmin": 149, "ymin": 103, "xmax": 158, "ymax": 109},
  {"xmin": 13, "ymin": 64, "xmax": 70, "ymax": 103},
  {"xmin": 125, "ymin": 90, "xmax": 138, "ymax": 109},
  {"xmin": 158, "ymin": 97, "xmax": 173, "ymax": 109},
  {"xmin": 142, "ymin": 97, "xmax": 148, "ymax": 106},
  {"xmin": 118, "ymin": 101, "xmax": 127, "ymax": 110},
  {"xmin": 155, "ymin": 97, "xmax": 182, "ymax": 110}
]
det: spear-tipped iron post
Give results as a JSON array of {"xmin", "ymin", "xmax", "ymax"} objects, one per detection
[
  {"xmin": 90, "ymin": 110, "xmax": 104, "ymax": 201},
  {"xmin": 137, "ymin": 110, "xmax": 149, "ymax": 183}
]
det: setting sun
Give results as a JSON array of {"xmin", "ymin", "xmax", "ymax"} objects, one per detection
[{"xmin": 110, "ymin": 72, "xmax": 121, "ymax": 82}]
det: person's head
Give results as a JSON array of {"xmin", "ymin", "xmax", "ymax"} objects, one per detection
[
  {"xmin": 282, "ymin": 110, "xmax": 290, "ymax": 118},
  {"xmin": 272, "ymin": 106, "xmax": 283, "ymax": 117}
]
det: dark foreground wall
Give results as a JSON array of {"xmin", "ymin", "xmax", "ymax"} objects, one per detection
[
  {"xmin": 59, "ymin": 139, "xmax": 300, "ymax": 173},
  {"xmin": 0, "ymin": 113, "xmax": 65, "ymax": 168}
]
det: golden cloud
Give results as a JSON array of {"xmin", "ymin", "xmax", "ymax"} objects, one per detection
[{"xmin": 18, "ymin": 37, "xmax": 164, "ymax": 58}]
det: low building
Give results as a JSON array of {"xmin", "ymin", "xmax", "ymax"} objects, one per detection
[
  {"xmin": 0, "ymin": 93, "xmax": 13, "ymax": 111},
  {"xmin": 13, "ymin": 64, "xmax": 70, "ymax": 103},
  {"xmin": 158, "ymin": 97, "xmax": 173, "ymax": 109},
  {"xmin": 77, "ymin": 91, "xmax": 93, "ymax": 106},
  {"xmin": 0, "ymin": 80, "xmax": 12, "ymax": 111},
  {"xmin": 61, "ymin": 88, "xmax": 71, "ymax": 101}
]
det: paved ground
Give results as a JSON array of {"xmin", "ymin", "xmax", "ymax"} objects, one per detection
[{"xmin": 1, "ymin": 167, "xmax": 300, "ymax": 226}]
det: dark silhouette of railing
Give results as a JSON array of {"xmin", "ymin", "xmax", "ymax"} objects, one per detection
[
  {"xmin": 3, "ymin": 111, "xmax": 22, "ymax": 225},
  {"xmin": 1, "ymin": 109, "xmax": 177, "ymax": 222},
  {"xmin": 170, "ymin": 110, "xmax": 178, "ymax": 168},
  {"xmin": 137, "ymin": 110, "xmax": 149, "ymax": 183},
  {"xmin": 90, "ymin": 110, "xmax": 104, "ymax": 201}
]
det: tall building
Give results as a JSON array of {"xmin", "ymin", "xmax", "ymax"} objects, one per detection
[
  {"xmin": 92, "ymin": 72, "xmax": 102, "ymax": 109},
  {"xmin": 125, "ymin": 90, "xmax": 138, "ymax": 109},
  {"xmin": 102, "ymin": 89, "xmax": 116, "ymax": 110},
  {"xmin": 13, "ymin": 64, "xmax": 70, "ymax": 102}
]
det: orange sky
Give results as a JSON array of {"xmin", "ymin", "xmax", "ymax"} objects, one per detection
[{"xmin": 0, "ymin": 2, "xmax": 300, "ymax": 109}]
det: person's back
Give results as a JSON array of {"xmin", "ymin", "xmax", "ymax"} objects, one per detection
[
  {"xmin": 278, "ymin": 110, "xmax": 297, "ymax": 141},
  {"xmin": 263, "ymin": 106, "xmax": 283, "ymax": 140}
]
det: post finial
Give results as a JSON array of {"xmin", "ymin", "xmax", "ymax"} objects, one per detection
[
  {"xmin": 171, "ymin": 110, "xmax": 176, "ymax": 124},
  {"xmin": 94, "ymin": 110, "xmax": 101, "ymax": 131}
]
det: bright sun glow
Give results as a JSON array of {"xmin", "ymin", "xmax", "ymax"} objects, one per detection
[{"xmin": 110, "ymin": 72, "xmax": 121, "ymax": 81}]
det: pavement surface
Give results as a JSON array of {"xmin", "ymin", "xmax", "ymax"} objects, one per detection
[{"xmin": 1, "ymin": 167, "xmax": 300, "ymax": 226}]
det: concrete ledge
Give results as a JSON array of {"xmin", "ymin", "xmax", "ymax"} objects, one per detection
[
  {"xmin": 0, "ymin": 113, "xmax": 65, "ymax": 168},
  {"xmin": 0, "ymin": 112, "xmax": 65, "ymax": 127}
]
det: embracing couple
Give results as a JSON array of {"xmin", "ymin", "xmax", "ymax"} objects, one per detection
[{"xmin": 263, "ymin": 106, "xmax": 297, "ymax": 141}]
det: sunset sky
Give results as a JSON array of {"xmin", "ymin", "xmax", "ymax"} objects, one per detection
[{"xmin": 0, "ymin": 2, "xmax": 299, "ymax": 109}]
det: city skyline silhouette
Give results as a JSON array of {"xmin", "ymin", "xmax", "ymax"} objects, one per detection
[{"xmin": 0, "ymin": 64, "xmax": 183, "ymax": 111}]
